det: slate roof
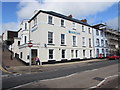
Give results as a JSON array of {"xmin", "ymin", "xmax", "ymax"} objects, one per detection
[{"xmin": 28, "ymin": 10, "xmax": 91, "ymax": 27}]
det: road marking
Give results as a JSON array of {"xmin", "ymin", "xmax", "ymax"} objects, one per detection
[
  {"xmin": 89, "ymin": 74, "xmax": 118, "ymax": 89},
  {"xmin": 9, "ymin": 81, "xmax": 36, "ymax": 89},
  {"xmin": 84, "ymin": 69, "xmax": 98, "ymax": 73},
  {"xmin": 41, "ymin": 73, "xmax": 78, "ymax": 81}
]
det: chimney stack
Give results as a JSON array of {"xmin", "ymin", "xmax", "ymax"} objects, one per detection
[
  {"xmin": 80, "ymin": 19, "xmax": 87, "ymax": 23},
  {"xmin": 68, "ymin": 14, "xmax": 72, "ymax": 18}
]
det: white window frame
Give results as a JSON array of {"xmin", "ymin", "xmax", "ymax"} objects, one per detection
[
  {"xmin": 82, "ymin": 25, "xmax": 85, "ymax": 32},
  {"xmin": 73, "ymin": 36, "xmax": 77, "ymax": 46},
  {"xmin": 48, "ymin": 32, "xmax": 53, "ymax": 44},
  {"xmin": 61, "ymin": 34, "xmax": 65, "ymax": 45},
  {"xmin": 62, "ymin": 49, "xmax": 66, "ymax": 59},
  {"xmin": 48, "ymin": 15, "xmax": 53, "ymax": 24},
  {"xmin": 82, "ymin": 37, "xmax": 86, "ymax": 46},
  {"xmin": 73, "ymin": 22, "xmax": 76, "ymax": 30},
  {"xmin": 49, "ymin": 49, "xmax": 54, "ymax": 59}
]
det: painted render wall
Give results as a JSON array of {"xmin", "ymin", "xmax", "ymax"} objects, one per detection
[{"xmin": 29, "ymin": 12, "xmax": 95, "ymax": 62}]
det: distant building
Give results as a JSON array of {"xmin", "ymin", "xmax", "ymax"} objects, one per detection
[
  {"xmin": 2, "ymin": 30, "xmax": 18, "ymax": 45},
  {"xmin": 105, "ymin": 29, "xmax": 119, "ymax": 55},
  {"xmin": 92, "ymin": 24, "xmax": 108, "ymax": 58}
]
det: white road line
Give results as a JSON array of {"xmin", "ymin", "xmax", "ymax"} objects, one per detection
[
  {"xmin": 41, "ymin": 73, "xmax": 78, "ymax": 81},
  {"xmin": 9, "ymin": 81, "xmax": 36, "ymax": 90},
  {"xmin": 89, "ymin": 74, "xmax": 118, "ymax": 89}
]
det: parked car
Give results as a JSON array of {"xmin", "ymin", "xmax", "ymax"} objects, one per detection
[{"xmin": 107, "ymin": 55, "xmax": 120, "ymax": 60}]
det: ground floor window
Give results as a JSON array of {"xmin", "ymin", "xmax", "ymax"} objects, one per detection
[
  {"xmin": 76, "ymin": 50, "xmax": 78, "ymax": 58},
  {"xmin": 62, "ymin": 50, "xmax": 65, "ymax": 58},
  {"xmin": 102, "ymin": 49, "xmax": 105, "ymax": 57},
  {"xmin": 90, "ymin": 50, "xmax": 92, "ymax": 57},
  {"xmin": 49, "ymin": 49, "xmax": 53, "ymax": 59},
  {"xmin": 96, "ymin": 49, "xmax": 99, "ymax": 57},
  {"xmin": 71, "ymin": 50, "xmax": 74, "ymax": 58},
  {"xmin": 83, "ymin": 50, "xmax": 85, "ymax": 58},
  {"xmin": 20, "ymin": 52, "xmax": 22, "ymax": 59}
]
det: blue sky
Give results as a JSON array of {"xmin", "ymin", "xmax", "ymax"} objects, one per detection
[{"xmin": 1, "ymin": 1, "xmax": 119, "ymax": 35}]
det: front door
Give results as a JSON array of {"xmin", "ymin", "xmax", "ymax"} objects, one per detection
[{"xmin": 31, "ymin": 49, "xmax": 38, "ymax": 64}]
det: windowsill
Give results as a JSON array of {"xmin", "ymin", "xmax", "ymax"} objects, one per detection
[
  {"xmin": 73, "ymin": 45, "xmax": 77, "ymax": 47},
  {"xmin": 82, "ymin": 31, "xmax": 85, "ymax": 32},
  {"xmin": 61, "ymin": 26, "xmax": 66, "ymax": 28},
  {"xmin": 72, "ymin": 28, "xmax": 76, "ymax": 30},
  {"xmin": 48, "ymin": 23, "xmax": 54, "ymax": 25},
  {"xmin": 61, "ymin": 44, "xmax": 67, "ymax": 46},
  {"xmin": 47, "ymin": 43, "xmax": 55, "ymax": 45}
]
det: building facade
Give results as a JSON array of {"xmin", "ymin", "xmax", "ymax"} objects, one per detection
[
  {"xmin": 93, "ymin": 28, "xmax": 108, "ymax": 58},
  {"xmin": 12, "ymin": 10, "xmax": 95, "ymax": 64}
]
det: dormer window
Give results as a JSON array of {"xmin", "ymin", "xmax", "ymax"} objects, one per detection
[
  {"xmin": 73, "ymin": 22, "xmax": 76, "ymax": 30},
  {"xmin": 34, "ymin": 17, "xmax": 37, "ymax": 26},
  {"xmin": 48, "ymin": 16, "xmax": 53, "ymax": 24},
  {"xmin": 61, "ymin": 19, "xmax": 65, "ymax": 27}
]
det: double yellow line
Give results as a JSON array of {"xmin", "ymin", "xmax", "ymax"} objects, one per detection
[{"xmin": 0, "ymin": 65, "xmax": 11, "ymax": 73}]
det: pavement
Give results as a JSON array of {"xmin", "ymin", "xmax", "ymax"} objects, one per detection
[{"xmin": 6, "ymin": 59, "xmax": 105, "ymax": 75}]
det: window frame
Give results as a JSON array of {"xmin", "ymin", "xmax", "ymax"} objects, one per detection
[
  {"xmin": 73, "ymin": 36, "xmax": 77, "ymax": 46},
  {"xmin": 49, "ymin": 49, "xmax": 54, "ymax": 59},
  {"xmin": 62, "ymin": 49, "xmax": 65, "ymax": 58},
  {"xmin": 48, "ymin": 32, "xmax": 53, "ymax": 44}
]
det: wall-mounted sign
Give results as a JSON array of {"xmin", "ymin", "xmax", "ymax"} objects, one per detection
[{"xmin": 68, "ymin": 30, "xmax": 80, "ymax": 35}]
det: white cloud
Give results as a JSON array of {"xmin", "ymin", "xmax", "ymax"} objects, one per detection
[
  {"xmin": 2, "ymin": 22, "xmax": 20, "ymax": 34},
  {"xmin": 17, "ymin": 0, "xmax": 116, "ymax": 20},
  {"xmin": 106, "ymin": 17, "xmax": 118, "ymax": 30}
]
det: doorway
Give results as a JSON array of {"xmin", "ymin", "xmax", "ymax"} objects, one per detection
[{"xmin": 31, "ymin": 49, "xmax": 38, "ymax": 65}]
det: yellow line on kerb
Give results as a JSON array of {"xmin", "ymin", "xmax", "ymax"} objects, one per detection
[{"xmin": 0, "ymin": 66, "xmax": 11, "ymax": 73}]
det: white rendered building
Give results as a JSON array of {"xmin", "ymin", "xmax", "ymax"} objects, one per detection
[
  {"xmin": 28, "ymin": 10, "xmax": 95, "ymax": 64},
  {"xmin": 12, "ymin": 10, "xmax": 95, "ymax": 64}
]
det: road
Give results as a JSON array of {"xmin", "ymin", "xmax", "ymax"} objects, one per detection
[{"xmin": 2, "ymin": 60, "xmax": 119, "ymax": 89}]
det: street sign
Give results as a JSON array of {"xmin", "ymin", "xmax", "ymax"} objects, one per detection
[{"xmin": 28, "ymin": 42, "xmax": 33, "ymax": 47}]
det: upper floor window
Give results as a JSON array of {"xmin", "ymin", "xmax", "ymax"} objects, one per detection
[
  {"xmin": 61, "ymin": 19, "xmax": 65, "ymax": 27},
  {"xmin": 82, "ymin": 25, "xmax": 85, "ymax": 32},
  {"xmin": 82, "ymin": 37, "xmax": 86, "ymax": 46},
  {"xmin": 73, "ymin": 36, "xmax": 77, "ymax": 46},
  {"xmin": 48, "ymin": 16, "xmax": 53, "ymax": 24},
  {"xmin": 96, "ymin": 38, "xmax": 99, "ymax": 46},
  {"xmin": 61, "ymin": 34, "xmax": 65, "ymax": 45},
  {"xmin": 34, "ymin": 17, "xmax": 37, "ymax": 26},
  {"xmin": 96, "ymin": 30, "xmax": 99, "ymax": 36},
  {"xmin": 89, "ymin": 38, "xmax": 92, "ymax": 47},
  {"xmin": 101, "ymin": 39, "xmax": 104, "ymax": 47},
  {"xmin": 73, "ymin": 22, "xmax": 76, "ymax": 30},
  {"xmin": 88, "ymin": 27, "xmax": 91, "ymax": 34},
  {"xmin": 48, "ymin": 32, "xmax": 53, "ymax": 44},
  {"xmin": 105, "ymin": 40, "xmax": 108, "ymax": 47},
  {"xmin": 101, "ymin": 31, "xmax": 103, "ymax": 37},
  {"xmin": 25, "ymin": 23, "xmax": 27, "ymax": 30}
]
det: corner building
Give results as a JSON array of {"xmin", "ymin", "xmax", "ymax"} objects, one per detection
[{"xmin": 28, "ymin": 10, "xmax": 95, "ymax": 63}]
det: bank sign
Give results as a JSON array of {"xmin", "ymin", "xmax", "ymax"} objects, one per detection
[{"xmin": 68, "ymin": 30, "xmax": 80, "ymax": 35}]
